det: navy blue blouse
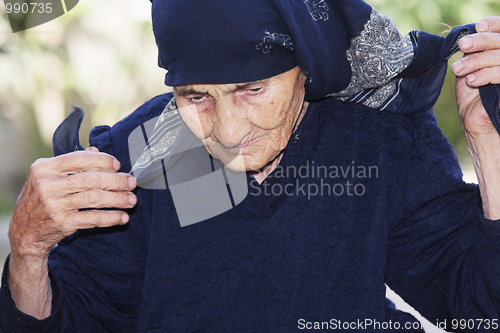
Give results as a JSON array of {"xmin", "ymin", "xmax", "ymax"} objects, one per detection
[{"xmin": 1, "ymin": 93, "xmax": 500, "ymax": 332}]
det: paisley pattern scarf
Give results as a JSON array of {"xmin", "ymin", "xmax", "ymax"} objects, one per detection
[{"xmin": 54, "ymin": 0, "xmax": 500, "ymax": 191}]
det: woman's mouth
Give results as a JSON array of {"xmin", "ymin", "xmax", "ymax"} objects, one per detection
[{"xmin": 236, "ymin": 137, "xmax": 258, "ymax": 149}]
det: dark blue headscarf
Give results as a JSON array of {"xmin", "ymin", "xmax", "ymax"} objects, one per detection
[
  {"xmin": 150, "ymin": 0, "xmax": 500, "ymax": 131},
  {"xmin": 152, "ymin": 0, "xmax": 377, "ymax": 100},
  {"xmin": 54, "ymin": 0, "xmax": 500, "ymax": 156}
]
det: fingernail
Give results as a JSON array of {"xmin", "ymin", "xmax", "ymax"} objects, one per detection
[
  {"xmin": 467, "ymin": 74, "xmax": 476, "ymax": 83},
  {"xmin": 128, "ymin": 194, "xmax": 137, "ymax": 206},
  {"xmin": 461, "ymin": 37, "xmax": 473, "ymax": 50},
  {"xmin": 452, "ymin": 60, "xmax": 464, "ymax": 73},
  {"xmin": 121, "ymin": 214, "xmax": 129, "ymax": 224},
  {"xmin": 113, "ymin": 159, "xmax": 121, "ymax": 171},
  {"xmin": 478, "ymin": 21, "xmax": 489, "ymax": 32},
  {"xmin": 128, "ymin": 176, "xmax": 137, "ymax": 189}
]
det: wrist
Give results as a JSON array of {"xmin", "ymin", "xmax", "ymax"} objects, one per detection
[
  {"xmin": 8, "ymin": 250, "xmax": 49, "ymax": 275},
  {"xmin": 7, "ymin": 252, "xmax": 53, "ymax": 319},
  {"xmin": 8, "ymin": 217, "xmax": 52, "ymax": 262},
  {"xmin": 465, "ymin": 131, "xmax": 500, "ymax": 219}
]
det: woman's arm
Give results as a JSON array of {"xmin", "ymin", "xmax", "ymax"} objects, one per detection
[
  {"xmin": 0, "ymin": 93, "xmax": 175, "ymax": 332},
  {"xmin": 385, "ymin": 107, "xmax": 500, "ymax": 327},
  {"xmin": 6, "ymin": 149, "xmax": 136, "ymax": 319},
  {"xmin": 452, "ymin": 16, "xmax": 500, "ymax": 219}
]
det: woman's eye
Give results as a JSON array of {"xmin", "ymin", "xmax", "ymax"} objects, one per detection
[
  {"xmin": 187, "ymin": 94, "xmax": 208, "ymax": 103},
  {"xmin": 247, "ymin": 87, "xmax": 263, "ymax": 95}
]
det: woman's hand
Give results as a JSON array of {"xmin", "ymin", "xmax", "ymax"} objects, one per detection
[
  {"xmin": 452, "ymin": 16, "xmax": 500, "ymax": 219},
  {"xmin": 7, "ymin": 148, "xmax": 136, "ymax": 319},
  {"xmin": 452, "ymin": 16, "xmax": 500, "ymax": 137}
]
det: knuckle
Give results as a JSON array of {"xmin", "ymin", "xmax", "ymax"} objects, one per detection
[
  {"xmin": 475, "ymin": 55, "xmax": 486, "ymax": 69},
  {"xmin": 78, "ymin": 151, "xmax": 115, "ymax": 170},
  {"xmin": 487, "ymin": 32, "xmax": 499, "ymax": 45},
  {"xmin": 83, "ymin": 172, "xmax": 102, "ymax": 189},
  {"xmin": 35, "ymin": 178, "xmax": 54, "ymax": 196},
  {"xmin": 109, "ymin": 192, "xmax": 127, "ymax": 208},
  {"xmin": 83, "ymin": 210, "xmax": 103, "ymax": 226},
  {"xmin": 490, "ymin": 16, "xmax": 500, "ymax": 27},
  {"xmin": 81, "ymin": 210, "xmax": 121, "ymax": 228},
  {"xmin": 85, "ymin": 190, "xmax": 103, "ymax": 208},
  {"xmin": 59, "ymin": 151, "xmax": 101, "ymax": 173},
  {"xmin": 64, "ymin": 151, "xmax": 89, "ymax": 168},
  {"xmin": 487, "ymin": 67, "xmax": 498, "ymax": 80},
  {"xmin": 465, "ymin": 54, "xmax": 481, "ymax": 68},
  {"xmin": 42, "ymin": 197, "xmax": 59, "ymax": 214},
  {"xmin": 495, "ymin": 34, "xmax": 500, "ymax": 46},
  {"xmin": 101, "ymin": 174, "xmax": 117, "ymax": 190},
  {"xmin": 111, "ymin": 174, "xmax": 129, "ymax": 190},
  {"xmin": 30, "ymin": 158, "xmax": 49, "ymax": 178},
  {"xmin": 104, "ymin": 192, "xmax": 129, "ymax": 208}
]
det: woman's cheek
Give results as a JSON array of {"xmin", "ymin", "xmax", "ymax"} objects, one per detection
[
  {"xmin": 179, "ymin": 105, "xmax": 214, "ymax": 139},
  {"xmin": 248, "ymin": 101, "xmax": 287, "ymax": 130}
]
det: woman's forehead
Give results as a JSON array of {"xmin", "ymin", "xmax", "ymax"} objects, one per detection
[
  {"xmin": 174, "ymin": 82, "xmax": 263, "ymax": 96},
  {"xmin": 173, "ymin": 67, "xmax": 302, "ymax": 95},
  {"xmin": 175, "ymin": 78, "xmax": 267, "ymax": 90},
  {"xmin": 153, "ymin": 0, "xmax": 419, "ymax": 101}
]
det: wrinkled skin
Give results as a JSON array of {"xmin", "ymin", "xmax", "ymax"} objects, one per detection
[
  {"xmin": 174, "ymin": 66, "xmax": 307, "ymax": 173},
  {"xmin": 6, "ymin": 16, "xmax": 500, "ymax": 320},
  {"xmin": 8, "ymin": 148, "xmax": 137, "ymax": 318},
  {"xmin": 9, "ymin": 149, "xmax": 136, "ymax": 257},
  {"xmin": 451, "ymin": 16, "xmax": 500, "ymax": 219},
  {"xmin": 454, "ymin": 17, "xmax": 500, "ymax": 137}
]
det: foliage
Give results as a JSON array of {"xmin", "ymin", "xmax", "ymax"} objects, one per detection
[
  {"xmin": 367, "ymin": 0, "xmax": 500, "ymax": 158},
  {"xmin": 0, "ymin": 0, "xmax": 166, "ymax": 213}
]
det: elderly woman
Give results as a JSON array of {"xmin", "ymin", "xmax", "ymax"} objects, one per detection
[{"xmin": 2, "ymin": 0, "xmax": 500, "ymax": 331}]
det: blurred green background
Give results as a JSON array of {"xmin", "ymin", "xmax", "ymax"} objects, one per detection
[
  {"xmin": 0, "ymin": 0, "xmax": 499, "ymax": 258},
  {"xmin": 369, "ymin": 0, "xmax": 500, "ymax": 162}
]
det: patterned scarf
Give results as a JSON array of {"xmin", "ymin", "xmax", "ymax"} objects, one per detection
[{"xmin": 54, "ymin": 1, "xmax": 500, "ymax": 191}]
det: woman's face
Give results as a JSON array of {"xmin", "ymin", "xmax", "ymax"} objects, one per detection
[{"xmin": 173, "ymin": 67, "xmax": 307, "ymax": 172}]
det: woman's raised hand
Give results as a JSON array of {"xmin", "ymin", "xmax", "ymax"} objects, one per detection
[
  {"xmin": 7, "ymin": 148, "xmax": 136, "ymax": 319},
  {"xmin": 452, "ymin": 16, "xmax": 500, "ymax": 220},
  {"xmin": 452, "ymin": 16, "xmax": 500, "ymax": 137}
]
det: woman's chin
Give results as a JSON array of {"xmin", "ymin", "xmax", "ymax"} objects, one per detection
[{"xmin": 214, "ymin": 153, "xmax": 268, "ymax": 172}]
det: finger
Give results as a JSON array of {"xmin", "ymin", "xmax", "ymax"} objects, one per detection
[
  {"xmin": 86, "ymin": 146, "xmax": 100, "ymax": 152},
  {"xmin": 63, "ymin": 189, "xmax": 137, "ymax": 210},
  {"xmin": 71, "ymin": 209, "xmax": 130, "ymax": 229},
  {"xmin": 59, "ymin": 171, "xmax": 136, "ymax": 193},
  {"xmin": 451, "ymin": 49, "xmax": 500, "ymax": 76},
  {"xmin": 463, "ymin": 66, "xmax": 500, "ymax": 88},
  {"xmin": 458, "ymin": 32, "xmax": 500, "ymax": 54},
  {"xmin": 476, "ymin": 16, "xmax": 500, "ymax": 33},
  {"xmin": 37, "ymin": 151, "xmax": 121, "ymax": 177}
]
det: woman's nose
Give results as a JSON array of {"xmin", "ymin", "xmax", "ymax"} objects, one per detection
[{"xmin": 212, "ymin": 100, "xmax": 251, "ymax": 148}]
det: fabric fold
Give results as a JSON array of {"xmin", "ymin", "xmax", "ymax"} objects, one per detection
[{"xmin": 52, "ymin": 106, "xmax": 85, "ymax": 156}]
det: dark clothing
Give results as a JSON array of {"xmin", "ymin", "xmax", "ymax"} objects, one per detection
[{"xmin": 2, "ymin": 93, "xmax": 500, "ymax": 332}]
